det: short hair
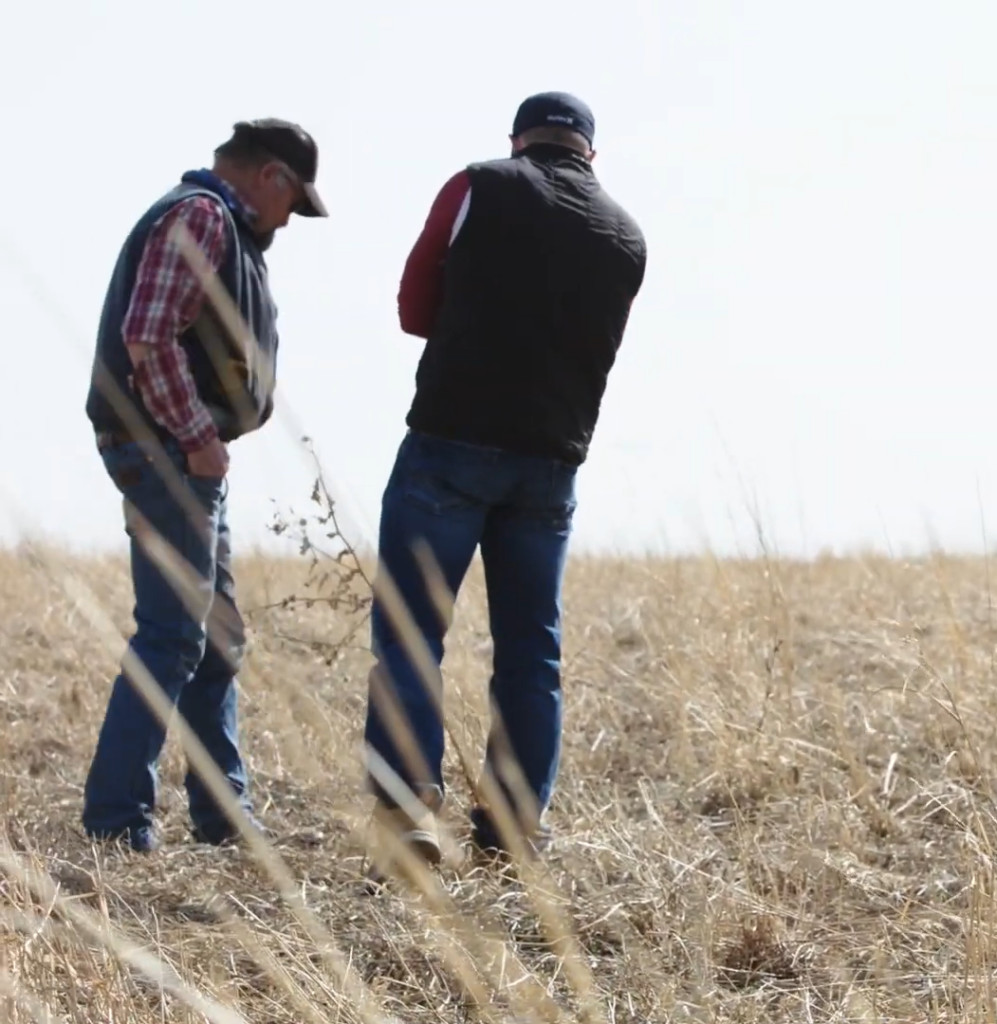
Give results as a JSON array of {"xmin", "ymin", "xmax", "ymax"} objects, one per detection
[
  {"xmin": 213, "ymin": 125, "xmax": 276, "ymax": 167},
  {"xmin": 515, "ymin": 125, "xmax": 591, "ymax": 154}
]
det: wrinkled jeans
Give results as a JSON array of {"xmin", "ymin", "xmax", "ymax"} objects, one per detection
[
  {"xmin": 364, "ymin": 431, "xmax": 577, "ymax": 841},
  {"xmin": 82, "ymin": 438, "xmax": 251, "ymax": 841}
]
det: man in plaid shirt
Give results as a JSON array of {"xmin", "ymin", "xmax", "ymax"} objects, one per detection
[{"xmin": 82, "ymin": 119, "xmax": 328, "ymax": 852}]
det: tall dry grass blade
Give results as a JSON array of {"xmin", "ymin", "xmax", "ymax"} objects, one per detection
[
  {"xmin": 168, "ymin": 221, "xmax": 263, "ymax": 438},
  {"xmin": 170, "ymin": 221, "xmax": 335, "ymax": 494},
  {"xmin": 363, "ymin": 745, "xmax": 567, "ymax": 1024},
  {"xmin": 26, "ymin": 547, "xmax": 400, "ymax": 1024},
  {"xmin": 209, "ymin": 905, "xmax": 350, "ymax": 1024},
  {"xmin": 173, "ymin": 213, "xmax": 468, "ymax": 819},
  {"xmin": 0, "ymin": 234, "xmax": 211, "ymax": 541},
  {"xmin": 0, "ymin": 968, "xmax": 66, "ymax": 1024},
  {"xmin": 15, "ymin": 491, "xmax": 561, "ymax": 1024},
  {"xmin": 374, "ymin": 540, "xmax": 609, "ymax": 1024},
  {"xmin": 135, "ymin": 524, "xmax": 572, "ymax": 1024},
  {"xmin": 83, "ymin": 197, "xmax": 608, "ymax": 1024},
  {"xmin": 88, "ymin": 356, "xmax": 216, "ymax": 534},
  {"xmin": 0, "ymin": 843, "xmax": 247, "ymax": 1024}
]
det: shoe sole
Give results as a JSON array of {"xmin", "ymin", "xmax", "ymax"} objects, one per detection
[
  {"xmin": 403, "ymin": 827, "xmax": 443, "ymax": 865},
  {"xmin": 364, "ymin": 827, "xmax": 443, "ymax": 891},
  {"xmin": 86, "ymin": 832, "xmax": 159, "ymax": 853}
]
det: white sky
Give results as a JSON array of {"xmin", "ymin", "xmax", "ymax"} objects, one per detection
[{"xmin": 1, "ymin": 1, "xmax": 995, "ymax": 560}]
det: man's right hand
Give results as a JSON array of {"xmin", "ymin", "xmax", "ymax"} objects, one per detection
[{"xmin": 185, "ymin": 437, "xmax": 229, "ymax": 478}]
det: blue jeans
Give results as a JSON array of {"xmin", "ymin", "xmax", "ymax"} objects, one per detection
[
  {"xmin": 363, "ymin": 431, "xmax": 577, "ymax": 842},
  {"xmin": 82, "ymin": 438, "xmax": 251, "ymax": 841}
]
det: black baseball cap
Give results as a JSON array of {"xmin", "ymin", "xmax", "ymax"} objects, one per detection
[
  {"xmin": 232, "ymin": 118, "xmax": 328, "ymax": 218},
  {"xmin": 511, "ymin": 91, "xmax": 596, "ymax": 146}
]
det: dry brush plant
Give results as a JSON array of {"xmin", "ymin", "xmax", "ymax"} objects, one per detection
[{"xmin": 256, "ymin": 435, "xmax": 374, "ymax": 666}]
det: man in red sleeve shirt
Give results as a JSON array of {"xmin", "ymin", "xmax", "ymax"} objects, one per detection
[
  {"xmin": 364, "ymin": 92, "xmax": 646, "ymax": 877},
  {"xmin": 82, "ymin": 119, "xmax": 328, "ymax": 852}
]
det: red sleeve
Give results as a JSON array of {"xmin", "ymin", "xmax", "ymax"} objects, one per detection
[{"xmin": 397, "ymin": 170, "xmax": 471, "ymax": 338}]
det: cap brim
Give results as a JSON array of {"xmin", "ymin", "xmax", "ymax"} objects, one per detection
[{"xmin": 297, "ymin": 182, "xmax": 328, "ymax": 218}]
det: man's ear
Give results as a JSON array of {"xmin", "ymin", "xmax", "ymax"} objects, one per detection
[
  {"xmin": 588, "ymin": 147, "xmax": 597, "ymax": 163},
  {"xmin": 258, "ymin": 160, "xmax": 283, "ymax": 187},
  {"xmin": 509, "ymin": 133, "xmax": 524, "ymax": 153}
]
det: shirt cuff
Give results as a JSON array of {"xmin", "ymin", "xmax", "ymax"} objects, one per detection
[
  {"xmin": 130, "ymin": 352, "xmax": 220, "ymax": 452},
  {"xmin": 175, "ymin": 414, "xmax": 220, "ymax": 453}
]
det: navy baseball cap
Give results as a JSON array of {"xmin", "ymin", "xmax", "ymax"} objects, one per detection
[{"xmin": 511, "ymin": 91, "xmax": 596, "ymax": 146}]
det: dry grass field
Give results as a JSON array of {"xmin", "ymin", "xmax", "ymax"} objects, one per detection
[{"xmin": 2, "ymin": 539, "xmax": 997, "ymax": 1022}]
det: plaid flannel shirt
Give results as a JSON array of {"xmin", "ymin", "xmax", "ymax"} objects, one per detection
[{"xmin": 122, "ymin": 182, "xmax": 254, "ymax": 452}]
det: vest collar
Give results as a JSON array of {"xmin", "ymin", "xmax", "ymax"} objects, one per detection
[
  {"xmin": 515, "ymin": 142, "xmax": 594, "ymax": 170},
  {"xmin": 180, "ymin": 169, "xmax": 259, "ymax": 228}
]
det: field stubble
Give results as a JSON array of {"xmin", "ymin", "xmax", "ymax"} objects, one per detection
[{"xmin": 1, "ymin": 544, "xmax": 996, "ymax": 1021}]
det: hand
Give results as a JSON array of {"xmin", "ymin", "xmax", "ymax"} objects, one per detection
[{"xmin": 185, "ymin": 437, "xmax": 229, "ymax": 478}]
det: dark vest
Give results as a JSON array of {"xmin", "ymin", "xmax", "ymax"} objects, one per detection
[
  {"xmin": 85, "ymin": 173, "xmax": 279, "ymax": 444},
  {"xmin": 406, "ymin": 143, "xmax": 646, "ymax": 465}
]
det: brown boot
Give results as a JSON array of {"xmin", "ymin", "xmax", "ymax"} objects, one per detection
[{"xmin": 364, "ymin": 793, "xmax": 442, "ymax": 888}]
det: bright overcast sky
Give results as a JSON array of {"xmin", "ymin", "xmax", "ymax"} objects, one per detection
[{"xmin": 1, "ymin": 1, "xmax": 995, "ymax": 559}]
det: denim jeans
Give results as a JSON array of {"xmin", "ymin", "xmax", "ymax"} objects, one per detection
[
  {"xmin": 82, "ymin": 438, "xmax": 251, "ymax": 841},
  {"xmin": 364, "ymin": 431, "xmax": 577, "ymax": 842}
]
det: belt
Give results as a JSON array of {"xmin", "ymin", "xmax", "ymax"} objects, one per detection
[{"xmin": 95, "ymin": 429, "xmax": 136, "ymax": 451}]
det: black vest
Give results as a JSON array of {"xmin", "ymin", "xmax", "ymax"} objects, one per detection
[
  {"xmin": 406, "ymin": 143, "xmax": 646, "ymax": 465},
  {"xmin": 86, "ymin": 175, "xmax": 279, "ymax": 444}
]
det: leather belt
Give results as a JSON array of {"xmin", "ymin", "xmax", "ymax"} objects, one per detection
[{"xmin": 95, "ymin": 429, "xmax": 136, "ymax": 451}]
